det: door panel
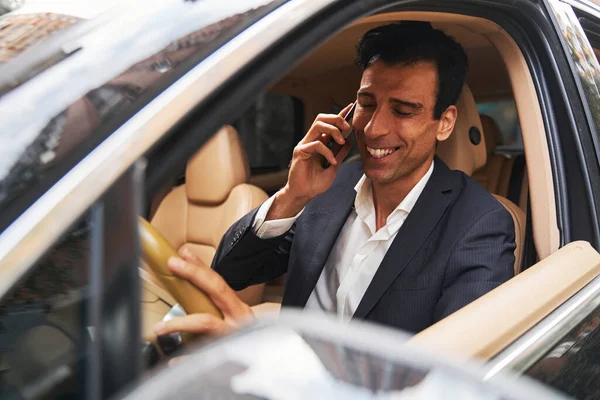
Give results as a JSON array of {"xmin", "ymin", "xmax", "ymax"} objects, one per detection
[{"xmin": 406, "ymin": 241, "xmax": 600, "ymax": 361}]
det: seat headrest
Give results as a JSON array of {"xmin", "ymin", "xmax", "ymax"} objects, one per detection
[
  {"xmin": 480, "ymin": 114, "xmax": 501, "ymax": 155},
  {"xmin": 185, "ymin": 126, "xmax": 250, "ymax": 204},
  {"xmin": 436, "ymin": 85, "xmax": 487, "ymax": 176}
]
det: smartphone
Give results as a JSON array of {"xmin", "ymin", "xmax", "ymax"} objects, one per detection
[{"xmin": 322, "ymin": 102, "xmax": 356, "ymax": 169}]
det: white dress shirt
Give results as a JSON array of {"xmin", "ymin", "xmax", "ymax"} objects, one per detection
[{"xmin": 252, "ymin": 160, "xmax": 435, "ymax": 322}]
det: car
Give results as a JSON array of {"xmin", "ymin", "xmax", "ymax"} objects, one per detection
[{"xmin": 0, "ymin": 0, "xmax": 599, "ymax": 398}]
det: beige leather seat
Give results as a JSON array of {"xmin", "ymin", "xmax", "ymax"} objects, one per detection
[
  {"xmin": 436, "ymin": 86, "xmax": 525, "ymax": 274},
  {"xmin": 151, "ymin": 126, "xmax": 269, "ymax": 305},
  {"xmin": 473, "ymin": 115, "xmax": 529, "ymax": 212},
  {"xmin": 472, "ymin": 115, "xmax": 513, "ymax": 196}
]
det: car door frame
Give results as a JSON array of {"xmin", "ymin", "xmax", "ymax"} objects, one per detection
[
  {"xmin": 483, "ymin": 0, "xmax": 600, "ymax": 379},
  {"xmin": 143, "ymin": 0, "xmax": 600, "ymax": 375}
]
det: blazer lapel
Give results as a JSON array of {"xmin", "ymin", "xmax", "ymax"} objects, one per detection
[
  {"xmin": 353, "ymin": 160, "xmax": 457, "ymax": 320},
  {"xmin": 283, "ymin": 184, "xmax": 356, "ymax": 308}
]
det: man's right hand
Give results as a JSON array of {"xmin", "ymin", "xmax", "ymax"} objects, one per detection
[{"xmin": 266, "ymin": 104, "xmax": 354, "ymax": 221}]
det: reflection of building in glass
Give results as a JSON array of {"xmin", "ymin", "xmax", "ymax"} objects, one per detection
[
  {"xmin": 0, "ymin": 13, "xmax": 80, "ymax": 63},
  {"xmin": 527, "ymin": 305, "xmax": 600, "ymax": 399},
  {"xmin": 112, "ymin": 10, "xmax": 251, "ymax": 89},
  {"xmin": 0, "ymin": 0, "xmax": 24, "ymax": 17},
  {"xmin": 0, "ymin": 7, "xmax": 265, "ymax": 214},
  {"xmin": 553, "ymin": 5, "xmax": 600, "ymax": 135},
  {"xmin": 0, "ymin": 5, "xmax": 275, "ymax": 352},
  {"xmin": 304, "ymin": 335, "xmax": 427, "ymax": 392}
]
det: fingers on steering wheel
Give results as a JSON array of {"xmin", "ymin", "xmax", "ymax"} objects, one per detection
[
  {"xmin": 167, "ymin": 257, "xmax": 252, "ymax": 320},
  {"xmin": 154, "ymin": 314, "xmax": 230, "ymax": 336}
]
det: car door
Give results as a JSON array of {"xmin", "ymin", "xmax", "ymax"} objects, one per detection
[
  {"xmin": 3, "ymin": 0, "xmax": 600, "ymax": 398},
  {"xmin": 0, "ymin": 166, "xmax": 143, "ymax": 400}
]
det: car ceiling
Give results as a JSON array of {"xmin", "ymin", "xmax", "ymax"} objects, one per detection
[{"xmin": 285, "ymin": 15, "xmax": 513, "ymax": 101}]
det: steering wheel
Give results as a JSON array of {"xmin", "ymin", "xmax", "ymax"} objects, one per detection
[{"xmin": 138, "ymin": 218, "xmax": 223, "ymax": 319}]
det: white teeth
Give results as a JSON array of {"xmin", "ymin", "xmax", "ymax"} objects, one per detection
[{"xmin": 366, "ymin": 146, "xmax": 397, "ymax": 159}]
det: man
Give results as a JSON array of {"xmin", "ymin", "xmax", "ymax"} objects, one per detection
[{"xmin": 153, "ymin": 22, "xmax": 516, "ymax": 338}]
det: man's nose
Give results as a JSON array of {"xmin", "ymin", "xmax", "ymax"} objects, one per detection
[{"xmin": 364, "ymin": 108, "xmax": 391, "ymax": 139}]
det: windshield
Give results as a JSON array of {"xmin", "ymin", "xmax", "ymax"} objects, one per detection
[
  {"xmin": 0, "ymin": 0, "xmax": 284, "ymax": 232},
  {"xmin": 118, "ymin": 312, "xmax": 571, "ymax": 400}
]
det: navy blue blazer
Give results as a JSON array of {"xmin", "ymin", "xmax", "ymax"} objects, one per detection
[{"xmin": 213, "ymin": 158, "xmax": 515, "ymax": 333}]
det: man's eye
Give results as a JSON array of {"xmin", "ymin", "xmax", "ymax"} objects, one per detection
[
  {"xmin": 393, "ymin": 109, "xmax": 413, "ymax": 117},
  {"xmin": 359, "ymin": 103, "xmax": 375, "ymax": 109}
]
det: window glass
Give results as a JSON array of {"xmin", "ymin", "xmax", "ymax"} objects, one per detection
[
  {"xmin": 0, "ymin": 13, "xmax": 81, "ymax": 64},
  {"xmin": 525, "ymin": 302, "xmax": 600, "ymax": 399},
  {"xmin": 235, "ymin": 93, "xmax": 304, "ymax": 173},
  {"xmin": 120, "ymin": 318, "xmax": 566, "ymax": 400},
  {"xmin": 0, "ymin": 212, "xmax": 92, "ymax": 399},
  {"xmin": 549, "ymin": 2, "xmax": 600, "ymax": 158},
  {"xmin": 476, "ymin": 100, "xmax": 523, "ymax": 151},
  {"xmin": 0, "ymin": 0, "xmax": 286, "ymax": 232}
]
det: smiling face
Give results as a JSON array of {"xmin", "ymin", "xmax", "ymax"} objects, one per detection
[{"xmin": 353, "ymin": 60, "xmax": 457, "ymax": 186}]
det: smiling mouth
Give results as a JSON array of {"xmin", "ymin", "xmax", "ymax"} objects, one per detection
[{"xmin": 366, "ymin": 145, "xmax": 400, "ymax": 159}]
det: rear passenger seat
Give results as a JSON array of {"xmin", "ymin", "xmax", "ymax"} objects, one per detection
[{"xmin": 472, "ymin": 115, "xmax": 528, "ymax": 212}]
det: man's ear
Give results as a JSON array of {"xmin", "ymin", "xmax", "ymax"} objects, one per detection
[{"xmin": 436, "ymin": 105, "xmax": 457, "ymax": 142}]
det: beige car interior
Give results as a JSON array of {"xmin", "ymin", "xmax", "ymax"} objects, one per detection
[
  {"xmin": 141, "ymin": 126, "xmax": 270, "ymax": 340},
  {"xmin": 150, "ymin": 125, "xmax": 268, "ymax": 306},
  {"xmin": 143, "ymin": 11, "xmax": 596, "ymax": 360},
  {"xmin": 472, "ymin": 115, "xmax": 529, "ymax": 210}
]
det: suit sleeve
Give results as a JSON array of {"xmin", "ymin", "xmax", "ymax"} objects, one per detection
[
  {"xmin": 211, "ymin": 207, "xmax": 294, "ymax": 291},
  {"xmin": 433, "ymin": 206, "xmax": 515, "ymax": 322}
]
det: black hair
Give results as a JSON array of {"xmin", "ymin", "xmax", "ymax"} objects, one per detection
[{"xmin": 355, "ymin": 22, "xmax": 468, "ymax": 119}]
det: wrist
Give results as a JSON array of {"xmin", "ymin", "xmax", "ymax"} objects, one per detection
[{"xmin": 266, "ymin": 187, "xmax": 309, "ymax": 221}]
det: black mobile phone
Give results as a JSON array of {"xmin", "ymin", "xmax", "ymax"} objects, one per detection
[{"xmin": 322, "ymin": 102, "xmax": 356, "ymax": 169}]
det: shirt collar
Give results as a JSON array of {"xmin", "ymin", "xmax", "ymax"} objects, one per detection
[{"xmin": 353, "ymin": 160, "xmax": 435, "ymax": 235}]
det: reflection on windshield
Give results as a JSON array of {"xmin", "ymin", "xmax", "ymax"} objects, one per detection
[
  {"xmin": 223, "ymin": 327, "xmax": 503, "ymax": 400},
  {"xmin": 526, "ymin": 302, "xmax": 600, "ymax": 399},
  {"xmin": 549, "ymin": 1, "xmax": 600, "ymax": 143},
  {"xmin": 119, "ymin": 313, "xmax": 569, "ymax": 400},
  {"xmin": 0, "ymin": 12, "xmax": 80, "ymax": 65},
  {"xmin": 0, "ymin": 0, "xmax": 24, "ymax": 17},
  {"xmin": 0, "ymin": 0, "xmax": 279, "ymax": 231}
]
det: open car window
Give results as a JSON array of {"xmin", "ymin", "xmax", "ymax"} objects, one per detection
[
  {"xmin": 477, "ymin": 100, "xmax": 523, "ymax": 152},
  {"xmin": 234, "ymin": 93, "xmax": 304, "ymax": 174}
]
